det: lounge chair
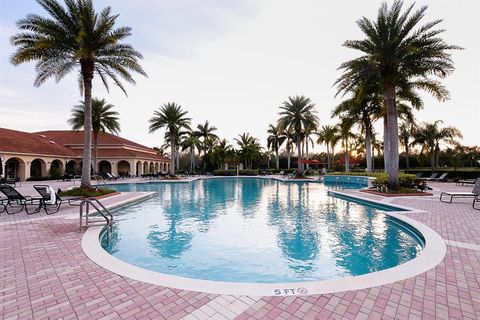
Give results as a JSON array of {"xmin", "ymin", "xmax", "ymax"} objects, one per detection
[
  {"xmin": 0, "ymin": 185, "xmax": 43, "ymax": 214},
  {"xmin": 456, "ymin": 179, "xmax": 477, "ymax": 186},
  {"xmin": 474, "ymin": 196, "xmax": 480, "ymax": 210},
  {"xmin": 33, "ymin": 185, "xmax": 83, "ymax": 214},
  {"xmin": 0, "ymin": 196, "xmax": 7, "ymax": 213},
  {"xmin": 432, "ymin": 172, "xmax": 448, "ymax": 182},
  {"xmin": 440, "ymin": 179, "xmax": 480, "ymax": 203},
  {"xmin": 415, "ymin": 173, "xmax": 423, "ymax": 179},
  {"xmin": 422, "ymin": 173, "xmax": 439, "ymax": 181}
]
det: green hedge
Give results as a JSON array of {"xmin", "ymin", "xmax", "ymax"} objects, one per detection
[
  {"xmin": 58, "ymin": 187, "xmax": 116, "ymax": 198},
  {"xmin": 213, "ymin": 170, "xmax": 259, "ymax": 176}
]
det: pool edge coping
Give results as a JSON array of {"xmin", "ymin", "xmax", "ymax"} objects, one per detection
[{"xmin": 81, "ymin": 185, "xmax": 446, "ymax": 297}]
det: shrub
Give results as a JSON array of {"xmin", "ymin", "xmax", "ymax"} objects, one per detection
[
  {"xmin": 58, "ymin": 187, "xmax": 116, "ymax": 198},
  {"xmin": 213, "ymin": 170, "xmax": 259, "ymax": 176}
]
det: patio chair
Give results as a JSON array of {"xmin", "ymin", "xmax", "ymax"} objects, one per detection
[
  {"xmin": 456, "ymin": 179, "xmax": 476, "ymax": 186},
  {"xmin": 33, "ymin": 185, "xmax": 83, "ymax": 214},
  {"xmin": 422, "ymin": 173, "xmax": 439, "ymax": 181},
  {"xmin": 474, "ymin": 196, "xmax": 480, "ymax": 210},
  {"xmin": 432, "ymin": 172, "xmax": 448, "ymax": 182},
  {"xmin": 0, "ymin": 196, "xmax": 7, "ymax": 213},
  {"xmin": 440, "ymin": 179, "xmax": 480, "ymax": 203},
  {"xmin": 0, "ymin": 184, "xmax": 43, "ymax": 214},
  {"xmin": 415, "ymin": 173, "xmax": 423, "ymax": 179}
]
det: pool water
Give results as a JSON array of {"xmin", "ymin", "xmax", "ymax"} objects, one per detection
[{"xmin": 101, "ymin": 178, "xmax": 423, "ymax": 283}]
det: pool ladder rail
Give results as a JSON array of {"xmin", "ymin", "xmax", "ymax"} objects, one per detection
[{"xmin": 79, "ymin": 198, "xmax": 114, "ymax": 240}]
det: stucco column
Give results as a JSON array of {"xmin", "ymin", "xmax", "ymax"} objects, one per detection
[
  {"xmin": 22, "ymin": 162, "xmax": 29, "ymax": 181},
  {"xmin": 111, "ymin": 161, "xmax": 117, "ymax": 175}
]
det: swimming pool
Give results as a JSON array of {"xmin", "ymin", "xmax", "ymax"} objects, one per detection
[{"xmin": 100, "ymin": 178, "xmax": 423, "ymax": 283}]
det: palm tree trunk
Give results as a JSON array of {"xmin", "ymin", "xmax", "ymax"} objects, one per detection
[
  {"xmin": 93, "ymin": 132, "xmax": 98, "ymax": 175},
  {"xmin": 287, "ymin": 144, "xmax": 291, "ymax": 169},
  {"xmin": 331, "ymin": 146, "xmax": 335, "ymax": 169},
  {"xmin": 430, "ymin": 148, "xmax": 435, "ymax": 171},
  {"xmin": 80, "ymin": 64, "xmax": 94, "ymax": 189},
  {"xmin": 372, "ymin": 145, "xmax": 375, "ymax": 171},
  {"xmin": 405, "ymin": 144, "xmax": 410, "ymax": 173},
  {"xmin": 326, "ymin": 143, "xmax": 330, "ymax": 170},
  {"xmin": 169, "ymin": 130, "xmax": 175, "ymax": 174},
  {"xmin": 365, "ymin": 129, "xmax": 372, "ymax": 173},
  {"xmin": 344, "ymin": 141, "xmax": 350, "ymax": 173},
  {"xmin": 275, "ymin": 147, "xmax": 279, "ymax": 170},
  {"xmin": 383, "ymin": 115, "xmax": 389, "ymax": 171},
  {"xmin": 297, "ymin": 134, "xmax": 302, "ymax": 173},
  {"xmin": 385, "ymin": 86, "xmax": 400, "ymax": 188},
  {"xmin": 306, "ymin": 138, "xmax": 310, "ymax": 170}
]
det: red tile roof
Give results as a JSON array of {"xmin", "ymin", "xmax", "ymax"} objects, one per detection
[
  {"xmin": 36, "ymin": 130, "xmax": 150, "ymax": 150},
  {"xmin": 0, "ymin": 128, "xmax": 77, "ymax": 157},
  {"xmin": 0, "ymin": 128, "xmax": 169, "ymax": 162}
]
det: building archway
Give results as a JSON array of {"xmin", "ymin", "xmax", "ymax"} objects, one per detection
[
  {"xmin": 50, "ymin": 159, "xmax": 64, "ymax": 177},
  {"xmin": 163, "ymin": 163, "xmax": 167, "ymax": 171},
  {"xmin": 66, "ymin": 160, "xmax": 78, "ymax": 174},
  {"xmin": 143, "ymin": 161, "xmax": 148, "ymax": 174},
  {"xmin": 155, "ymin": 163, "xmax": 159, "ymax": 172},
  {"xmin": 136, "ymin": 161, "xmax": 142, "ymax": 176},
  {"xmin": 149, "ymin": 162, "xmax": 154, "ymax": 173},
  {"xmin": 5, "ymin": 157, "xmax": 25, "ymax": 180},
  {"xmin": 98, "ymin": 160, "xmax": 112, "ymax": 174},
  {"xmin": 30, "ymin": 158, "xmax": 47, "ymax": 178},
  {"xmin": 117, "ymin": 160, "xmax": 131, "ymax": 176}
]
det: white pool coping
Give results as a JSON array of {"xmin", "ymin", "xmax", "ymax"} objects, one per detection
[{"xmin": 82, "ymin": 187, "xmax": 446, "ymax": 297}]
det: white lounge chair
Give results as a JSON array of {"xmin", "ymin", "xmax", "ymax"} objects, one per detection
[{"xmin": 440, "ymin": 179, "xmax": 480, "ymax": 203}]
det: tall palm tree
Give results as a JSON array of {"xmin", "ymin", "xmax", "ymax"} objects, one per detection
[
  {"xmin": 413, "ymin": 121, "xmax": 462, "ymax": 170},
  {"xmin": 11, "ymin": 0, "xmax": 146, "ymax": 188},
  {"xmin": 399, "ymin": 121, "xmax": 417, "ymax": 172},
  {"xmin": 195, "ymin": 121, "xmax": 219, "ymax": 156},
  {"xmin": 335, "ymin": 0, "xmax": 460, "ymax": 187},
  {"xmin": 235, "ymin": 133, "xmax": 262, "ymax": 169},
  {"xmin": 316, "ymin": 125, "xmax": 339, "ymax": 170},
  {"xmin": 278, "ymin": 95, "xmax": 319, "ymax": 174},
  {"xmin": 181, "ymin": 131, "xmax": 201, "ymax": 172},
  {"xmin": 266, "ymin": 124, "xmax": 286, "ymax": 170},
  {"xmin": 68, "ymin": 98, "xmax": 120, "ymax": 174},
  {"xmin": 149, "ymin": 103, "xmax": 191, "ymax": 174},
  {"xmin": 337, "ymin": 117, "xmax": 356, "ymax": 172}
]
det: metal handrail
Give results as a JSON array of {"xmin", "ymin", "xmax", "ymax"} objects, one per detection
[{"xmin": 79, "ymin": 198, "xmax": 114, "ymax": 241}]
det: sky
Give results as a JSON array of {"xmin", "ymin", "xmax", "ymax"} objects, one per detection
[{"xmin": 0, "ymin": 0, "xmax": 479, "ymax": 152}]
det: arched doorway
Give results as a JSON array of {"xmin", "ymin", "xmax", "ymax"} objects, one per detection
[
  {"xmin": 66, "ymin": 160, "xmax": 78, "ymax": 174},
  {"xmin": 149, "ymin": 162, "xmax": 154, "ymax": 173},
  {"xmin": 155, "ymin": 163, "xmax": 159, "ymax": 172},
  {"xmin": 5, "ymin": 158, "xmax": 25, "ymax": 180},
  {"xmin": 143, "ymin": 161, "xmax": 148, "ymax": 174},
  {"xmin": 98, "ymin": 160, "xmax": 112, "ymax": 174},
  {"xmin": 163, "ymin": 163, "xmax": 167, "ymax": 171},
  {"xmin": 117, "ymin": 160, "xmax": 131, "ymax": 176},
  {"xmin": 136, "ymin": 161, "xmax": 142, "ymax": 176},
  {"xmin": 50, "ymin": 159, "xmax": 64, "ymax": 178},
  {"xmin": 30, "ymin": 158, "xmax": 47, "ymax": 178}
]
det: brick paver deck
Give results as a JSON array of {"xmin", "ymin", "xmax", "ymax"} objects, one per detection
[{"xmin": 1, "ymin": 180, "xmax": 480, "ymax": 319}]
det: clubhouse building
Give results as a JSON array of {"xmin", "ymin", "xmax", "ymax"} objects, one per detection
[{"xmin": 0, "ymin": 128, "xmax": 170, "ymax": 181}]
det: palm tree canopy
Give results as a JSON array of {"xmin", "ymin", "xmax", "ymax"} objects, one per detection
[
  {"xmin": 316, "ymin": 125, "xmax": 339, "ymax": 146},
  {"xmin": 149, "ymin": 102, "xmax": 191, "ymax": 134},
  {"xmin": 277, "ymin": 95, "xmax": 319, "ymax": 136},
  {"xmin": 11, "ymin": 0, "xmax": 147, "ymax": 94},
  {"xmin": 266, "ymin": 124, "xmax": 286, "ymax": 152},
  {"xmin": 413, "ymin": 120, "xmax": 463, "ymax": 150},
  {"xmin": 195, "ymin": 121, "xmax": 218, "ymax": 141},
  {"xmin": 335, "ymin": 0, "xmax": 461, "ymax": 100},
  {"xmin": 68, "ymin": 98, "xmax": 120, "ymax": 135}
]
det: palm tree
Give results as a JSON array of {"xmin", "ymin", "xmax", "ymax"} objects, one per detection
[
  {"xmin": 316, "ymin": 125, "xmax": 338, "ymax": 170},
  {"xmin": 335, "ymin": 0, "xmax": 460, "ymax": 187},
  {"xmin": 11, "ymin": 0, "xmax": 146, "ymax": 188},
  {"xmin": 413, "ymin": 121, "xmax": 462, "ymax": 170},
  {"xmin": 68, "ymin": 98, "xmax": 120, "ymax": 174},
  {"xmin": 266, "ymin": 124, "xmax": 286, "ymax": 170},
  {"xmin": 195, "ymin": 121, "xmax": 219, "ymax": 156},
  {"xmin": 399, "ymin": 121, "xmax": 417, "ymax": 172},
  {"xmin": 181, "ymin": 131, "xmax": 201, "ymax": 172},
  {"xmin": 149, "ymin": 103, "xmax": 191, "ymax": 174},
  {"xmin": 278, "ymin": 95, "xmax": 319, "ymax": 174},
  {"xmin": 235, "ymin": 133, "xmax": 262, "ymax": 169},
  {"xmin": 337, "ymin": 117, "xmax": 356, "ymax": 172}
]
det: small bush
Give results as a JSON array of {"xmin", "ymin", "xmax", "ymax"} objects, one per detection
[
  {"xmin": 58, "ymin": 187, "xmax": 116, "ymax": 198},
  {"xmin": 213, "ymin": 170, "xmax": 259, "ymax": 176}
]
